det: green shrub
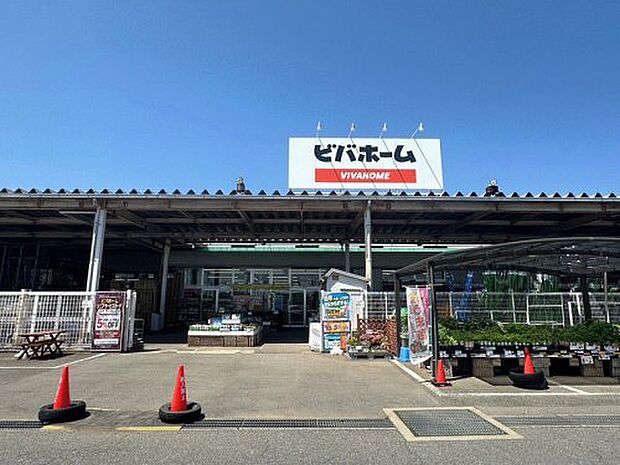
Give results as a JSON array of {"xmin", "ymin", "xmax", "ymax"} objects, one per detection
[{"xmin": 438, "ymin": 318, "xmax": 620, "ymax": 345}]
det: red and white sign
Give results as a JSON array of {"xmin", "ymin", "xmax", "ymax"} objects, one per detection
[
  {"xmin": 289, "ymin": 138, "xmax": 443, "ymax": 190},
  {"xmin": 92, "ymin": 292, "xmax": 126, "ymax": 351}
]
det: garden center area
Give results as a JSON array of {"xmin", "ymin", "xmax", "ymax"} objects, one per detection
[{"xmin": 391, "ymin": 237, "xmax": 620, "ymax": 381}]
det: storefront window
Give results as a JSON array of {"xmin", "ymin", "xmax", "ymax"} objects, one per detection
[
  {"xmin": 181, "ymin": 267, "xmax": 328, "ymax": 326},
  {"xmin": 233, "ymin": 269, "xmax": 250, "ymax": 285},
  {"xmin": 185, "ymin": 268, "xmax": 202, "ymax": 288},
  {"xmin": 291, "ymin": 269, "xmax": 321, "ymax": 288},
  {"xmin": 204, "ymin": 269, "xmax": 233, "ymax": 287},
  {"xmin": 252, "ymin": 269, "xmax": 271, "ymax": 285}
]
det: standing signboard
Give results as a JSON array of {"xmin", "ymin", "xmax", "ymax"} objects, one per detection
[
  {"xmin": 289, "ymin": 138, "xmax": 443, "ymax": 191},
  {"xmin": 91, "ymin": 292, "xmax": 126, "ymax": 351},
  {"xmin": 320, "ymin": 291, "xmax": 351, "ymax": 351},
  {"xmin": 406, "ymin": 287, "xmax": 432, "ymax": 364}
]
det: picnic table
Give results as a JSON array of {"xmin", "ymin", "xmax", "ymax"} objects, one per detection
[{"xmin": 16, "ymin": 330, "xmax": 66, "ymax": 360}]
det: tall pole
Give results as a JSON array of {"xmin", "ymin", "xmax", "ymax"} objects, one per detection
[
  {"xmin": 428, "ymin": 263, "xmax": 439, "ymax": 377},
  {"xmin": 158, "ymin": 241, "xmax": 171, "ymax": 330},
  {"xmin": 603, "ymin": 272, "xmax": 609, "ymax": 323},
  {"xmin": 580, "ymin": 276, "xmax": 592, "ymax": 321},
  {"xmin": 86, "ymin": 206, "xmax": 107, "ymax": 292},
  {"xmin": 394, "ymin": 274, "xmax": 401, "ymax": 354},
  {"xmin": 0, "ymin": 245, "xmax": 7, "ymax": 289},
  {"xmin": 344, "ymin": 241, "xmax": 351, "ymax": 273},
  {"xmin": 30, "ymin": 243, "xmax": 41, "ymax": 290},
  {"xmin": 364, "ymin": 201, "xmax": 372, "ymax": 289}
]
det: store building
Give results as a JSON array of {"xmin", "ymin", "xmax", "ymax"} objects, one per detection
[
  {"xmin": 0, "ymin": 137, "xmax": 618, "ymax": 333},
  {"xmin": 0, "ymin": 187, "xmax": 618, "ymax": 333}
]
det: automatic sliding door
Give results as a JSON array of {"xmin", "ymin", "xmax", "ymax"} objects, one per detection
[{"xmin": 287, "ymin": 289, "xmax": 306, "ymax": 326}]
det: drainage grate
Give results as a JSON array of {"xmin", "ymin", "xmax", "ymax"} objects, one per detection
[
  {"xmin": 183, "ymin": 418, "xmax": 393, "ymax": 429},
  {"xmin": 497, "ymin": 416, "xmax": 620, "ymax": 427},
  {"xmin": 0, "ymin": 420, "xmax": 42, "ymax": 430},
  {"xmin": 394, "ymin": 409, "xmax": 506, "ymax": 437}
]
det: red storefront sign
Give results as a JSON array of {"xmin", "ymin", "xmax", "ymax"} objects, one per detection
[{"xmin": 315, "ymin": 168, "xmax": 416, "ymax": 184}]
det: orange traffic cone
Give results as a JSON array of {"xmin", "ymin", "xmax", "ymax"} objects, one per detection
[
  {"xmin": 432, "ymin": 359, "xmax": 451, "ymax": 387},
  {"xmin": 523, "ymin": 347, "xmax": 535, "ymax": 375},
  {"xmin": 53, "ymin": 366, "xmax": 71, "ymax": 409},
  {"xmin": 159, "ymin": 364, "xmax": 202, "ymax": 423},
  {"xmin": 170, "ymin": 364, "xmax": 188, "ymax": 412},
  {"xmin": 39, "ymin": 366, "xmax": 87, "ymax": 423}
]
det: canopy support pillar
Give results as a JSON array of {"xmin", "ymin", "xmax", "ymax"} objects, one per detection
[
  {"xmin": 394, "ymin": 274, "xmax": 401, "ymax": 354},
  {"xmin": 86, "ymin": 206, "xmax": 107, "ymax": 292},
  {"xmin": 158, "ymin": 241, "xmax": 171, "ymax": 330},
  {"xmin": 603, "ymin": 272, "xmax": 609, "ymax": 323},
  {"xmin": 364, "ymin": 201, "xmax": 372, "ymax": 289},
  {"xmin": 428, "ymin": 263, "xmax": 438, "ymax": 377},
  {"xmin": 580, "ymin": 276, "xmax": 592, "ymax": 321}
]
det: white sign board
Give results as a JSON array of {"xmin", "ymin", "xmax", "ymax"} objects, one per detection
[{"xmin": 288, "ymin": 138, "xmax": 443, "ymax": 190}]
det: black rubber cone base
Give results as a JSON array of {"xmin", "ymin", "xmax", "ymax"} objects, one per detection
[
  {"xmin": 38, "ymin": 401, "xmax": 87, "ymax": 423},
  {"xmin": 508, "ymin": 368, "xmax": 548, "ymax": 390},
  {"xmin": 159, "ymin": 402, "xmax": 202, "ymax": 424}
]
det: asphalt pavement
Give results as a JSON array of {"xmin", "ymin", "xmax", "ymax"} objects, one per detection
[{"xmin": 1, "ymin": 346, "xmax": 619, "ymax": 464}]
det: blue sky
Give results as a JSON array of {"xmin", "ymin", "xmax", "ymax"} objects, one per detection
[{"xmin": 1, "ymin": 1, "xmax": 618, "ymax": 194}]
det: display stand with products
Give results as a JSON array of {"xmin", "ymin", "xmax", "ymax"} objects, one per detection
[{"xmin": 187, "ymin": 314, "xmax": 263, "ymax": 347}]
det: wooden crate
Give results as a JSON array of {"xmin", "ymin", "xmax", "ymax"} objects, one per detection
[
  {"xmin": 580, "ymin": 358, "xmax": 604, "ymax": 377},
  {"xmin": 472, "ymin": 358, "xmax": 496, "ymax": 378}
]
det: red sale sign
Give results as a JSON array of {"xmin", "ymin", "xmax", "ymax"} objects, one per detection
[{"xmin": 91, "ymin": 292, "xmax": 126, "ymax": 351}]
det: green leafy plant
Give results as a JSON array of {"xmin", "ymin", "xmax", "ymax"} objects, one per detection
[{"xmin": 438, "ymin": 318, "xmax": 620, "ymax": 346}]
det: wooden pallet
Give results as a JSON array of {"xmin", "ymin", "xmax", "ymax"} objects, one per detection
[{"xmin": 348, "ymin": 351, "xmax": 391, "ymax": 360}]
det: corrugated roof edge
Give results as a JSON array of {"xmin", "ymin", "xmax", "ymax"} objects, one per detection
[{"xmin": 0, "ymin": 189, "xmax": 617, "ymax": 199}]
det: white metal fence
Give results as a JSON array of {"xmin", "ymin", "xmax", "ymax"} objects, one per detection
[
  {"xmin": 361, "ymin": 291, "xmax": 620, "ymax": 326},
  {"xmin": 0, "ymin": 291, "xmax": 137, "ymax": 350}
]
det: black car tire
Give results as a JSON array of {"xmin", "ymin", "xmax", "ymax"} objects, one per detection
[
  {"xmin": 158, "ymin": 402, "xmax": 202, "ymax": 424},
  {"xmin": 38, "ymin": 400, "xmax": 87, "ymax": 423},
  {"xmin": 508, "ymin": 368, "xmax": 548, "ymax": 390}
]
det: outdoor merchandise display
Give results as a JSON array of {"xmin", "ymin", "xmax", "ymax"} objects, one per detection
[
  {"xmin": 187, "ymin": 313, "xmax": 263, "ymax": 347},
  {"xmin": 437, "ymin": 318, "xmax": 620, "ymax": 379}
]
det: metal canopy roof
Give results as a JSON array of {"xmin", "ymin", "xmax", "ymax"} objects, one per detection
[
  {"xmin": 0, "ymin": 190, "xmax": 618, "ymax": 249},
  {"xmin": 395, "ymin": 237, "xmax": 620, "ymax": 277}
]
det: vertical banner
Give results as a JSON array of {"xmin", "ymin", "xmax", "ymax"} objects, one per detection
[
  {"xmin": 320, "ymin": 292, "xmax": 351, "ymax": 351},
  {"xmin": 406, "ymin": 287, "xmax": 432, "ymax": 364},
  {"xmin": 91, "ymin": 292, "xmax": 126, "ymax": 351}
]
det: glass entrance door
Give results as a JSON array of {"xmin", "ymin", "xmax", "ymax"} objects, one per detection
[
  {"xmin": 287, "ymin": 289, "xmax": 306, "ymax": 326},
  {"xmin": 201, "ymin": 289, "xmax": 218, "ymax": 321}
]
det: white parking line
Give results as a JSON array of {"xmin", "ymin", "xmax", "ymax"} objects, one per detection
[
  {"xmin": 390, "ymin": 358, "xmax": 620, "ymax": 397},
  {"xmin": 0, "ymin": 353, "xmax": 107, "ymax": 370},
  {"xmin": 555, "ymin": 384, "xmax": 588, "ymax": 394}
]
